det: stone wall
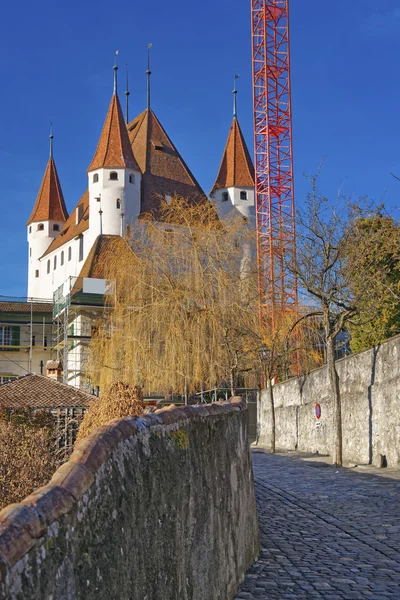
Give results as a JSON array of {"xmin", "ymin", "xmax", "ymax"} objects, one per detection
[
  {"xmin": 0, "ymin": 400, "xmax": 259, "ymax": 600},
  {"xmin": 258, "ymin": 334, "xmax": 400, "ymax": 467}
]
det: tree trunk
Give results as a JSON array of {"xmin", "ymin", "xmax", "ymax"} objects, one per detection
[
  {"xmin": 326, "ymin": 335, "xmax": 342, "ymax": 466},
  {"xmin": 267, "ymin": 378, "xmax": 276, "ymax": 453},
  {"xmin": 230, "ymin": 368, "xmax": 236, "ymax": 397}
]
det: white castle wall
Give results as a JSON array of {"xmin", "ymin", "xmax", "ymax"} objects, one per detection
[{"xmin": 212, "ymin": 186, "xmax": 255, "ymax": 219}]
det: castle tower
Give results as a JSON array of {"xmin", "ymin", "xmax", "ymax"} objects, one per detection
[
  {"xmin": 27, "ymin": 131, "xmax": 68, "ymax": 298},
  {"xmin": 210, "ymin": 84, "xmax": 255, "ymax": 219},
  {"xmin": 87, "ymin": 62, "xmax": 141, "ymax": 245}
]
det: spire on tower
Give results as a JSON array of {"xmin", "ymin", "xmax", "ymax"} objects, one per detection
[
  {"xmin": 146, "ymin": 43, "xmax": 153, "ymax": 110},
  {"xmin": 49, "ymin": 122, "xmax": 54, "ymax": 159},
  {"xmin": 113, "ymin": 50, "xmax": 120, "ymax": 94},
  {"xmin": 233, "ymin": 74, "xmax": 240, "ymax": 118},
  {"xmin": 125, "ymin": 64, "xmax": 130, "ymax": 125}
]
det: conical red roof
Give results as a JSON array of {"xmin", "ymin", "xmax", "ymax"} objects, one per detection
[
  {"xmin": 127, "ymin": 108, "xmax": 205, "ymax": 215},
  {"xmin": 27, "ymin": 158, "xmax": 68, "ymax": 226},
  {"xmin": 211, "ymin": 118, "xmax": 254, "ymax": 194},
  {"xmin": 88, "ymin": 94, "xmax": 140, "ymax": 173}
]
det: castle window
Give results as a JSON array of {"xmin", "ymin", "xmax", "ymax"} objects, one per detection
[
  {"xmin": 37, "ymin": 223, "xmax": 44, "ymax": 231},
  {"xmin": 222, "ymin": 192, "xmax": 229, "ymax": 202},
  {"xmin": 109, "ymin": 171, "xmax": 118, "ymax": 181},
  {"xmin": 240, "ymin": 191, "xmax": 248, "ymax": 200},
  {"xmin": 93, "ymin": 173, "xmax": 99, "ymax": 183},
  {"xmin": 29, "ymin": 226, "xmax": 32, "ymax": 233},
  {"xmin": 78, "ymin": 236, "xmax": 84, "ymax": 262},
  {"xmin": 61, "ymin": 251, "xmax": 64, "ymax": 266},
  {"xmin": 129, "ymin": 174, "xmax": 134, "ymax": 184},
  {"xmin": 47, "ymin": 260, "xmax": 50, "ymax": 274},
  {"xmin": 68, "ymin": 247, "xmax": 72, "ymax": 261},
  {"xmin": 53, "ymin": 224, "xmax": 59, "ymax": 231},
  {"xmin": 35, "ymin": 270, "xmax": 39, "ymax": 278},
  {"xmin": 116, "ymin": 199, "xmax": 121, "ymax": 209},
  {"xmin": 29, "ymin": 247, "xmax": 32, "ymax": 257},
  {"xmin": 54, "ymin": 256, "xmax": 57, "ymax": 270}
]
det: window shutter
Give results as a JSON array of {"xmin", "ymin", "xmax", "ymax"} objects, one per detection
[{"xmin": 11, "ymin": 326, "xmax": 20, "ymax": 352}]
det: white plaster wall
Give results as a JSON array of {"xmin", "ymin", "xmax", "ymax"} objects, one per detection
[
  {"xmin": 88, "ymin": 167, "xmax": 141, "ymax": 243},
  {"xmin": 27, "ymin": 220, "xmax": 65, "ymax": 299},
  {"xmin": 212, "ymin": 186, "xmax": 255, "ymax": 219}
]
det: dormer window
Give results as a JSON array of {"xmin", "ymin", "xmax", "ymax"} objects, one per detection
[
  {"xmin": 37, "ymin": 223, "xmax": 44, "ymax": 231},
  {"xmin": 53, "ymin": 224, "xmax": 59, "ymax": 231},
  {"xmin": 76, "ymin": 204, "xmax": 84, "ymax": 224},
  {"xmin": 109, "ymin": 171, "xmax": 118, "ymax": 181},
  {"xmin": 116, "ymin": 199, "xmax": 121, "ymax": 209},
  {"xmin": 240, "ymin": 191, "xmax": 248, "ymax": 200},
  {"xmin": 129, "ymin": 174, "xmax": 134, "ymax": 184},
  {"xmin": 222, "ymin": 192, "xmax": 229, "ymax": 202},
  {"xmin": 93, "ymin": 173, "xmax": 99, "ymax": 183}
]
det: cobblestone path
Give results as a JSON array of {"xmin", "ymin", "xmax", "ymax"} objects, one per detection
[{"xmin": 236, "ymin": 450, "xmax": 400, "ymax": 599}]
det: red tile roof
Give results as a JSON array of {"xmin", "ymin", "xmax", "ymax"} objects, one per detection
[
  {"xmin": 211, "ymin": 117, "xmax": 255, "ymax": 194},
  {"xmin": 127, "ymin": 109, "xmax": 206, "ymax": 215},
  {"xmin": 27, "ymin": 158, "xmax": 69, "ymax": 226},
  {"xmin": 0, "ymin": 374, "xmax": 93, "ymax": 409},
  {"xmin": 87, "ymin": 94, "xmax": 140, "ymax": 173},
  {"xmin": 0, "ymin": 302, "xmax": 52, "ymax": 314},
  {"xmin": 41, "ymin": 190, "xmax": 89, "ymax": 258}
]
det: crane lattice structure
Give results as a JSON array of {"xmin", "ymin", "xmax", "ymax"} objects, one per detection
[{"xmin": 251, "ymin": 0, "xmax": 298, "ymax": 331}]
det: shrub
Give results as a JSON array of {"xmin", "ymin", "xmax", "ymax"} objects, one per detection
[
  {"xmin": 0, "ymin": 409, "xmax": 56, "ymax": 510},
  {"xmin": 76, "ymin": 381, "xmax": 144, "ymax": 442}
]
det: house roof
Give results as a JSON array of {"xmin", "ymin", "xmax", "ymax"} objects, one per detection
[
  {"xmin": 27, "ymin": 158, "xmax": 69, "ymax": 226},
  {"xmin": 41, "ymin": 190, "xmax": 89, "ymax": 258},
  {"xmin": 87, "ymin": 94, "xmax": 140, "ymax": 173},
  {"xmin": 0, "ymin": 302, "xmax": 52, "ymax": 314},
  {"xmin": 0, "ymin": 374, "xmax": 93, "ymax": 410},
  {"xmin": 127, "ymin": 108, "xmax": 206, "ymax": 215},
  {"xmin": 211, "ymin": 117, "xmax": 255, "ymax": 194},
  {"xmin": 78, "ymin": 234, "xmax": 133, "ymax": 279}
]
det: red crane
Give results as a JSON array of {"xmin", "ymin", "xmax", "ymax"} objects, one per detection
[{"xmin": 251, "ymin": 0, "xmax": 298, "ymax": 332}]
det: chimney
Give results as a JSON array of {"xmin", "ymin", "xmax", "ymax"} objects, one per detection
[{"xmin": 46, "ymin": 360, "xmax": 63, "ymax": 382}]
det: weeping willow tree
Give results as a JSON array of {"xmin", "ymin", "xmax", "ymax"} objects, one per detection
[{"xmin": 87, "ymin": 198, "xmax": 262, "ymax": 397}]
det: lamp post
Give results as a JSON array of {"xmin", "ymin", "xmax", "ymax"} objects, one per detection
[{"xmin": 259, "ymin": 344, "xmax": 275, "ymax": 454}]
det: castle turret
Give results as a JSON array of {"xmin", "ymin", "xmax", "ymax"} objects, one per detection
[
  {"xmin": 27, "ymin": 131, "xmax": 68, "ymax": 298},
  {"xmin": 87, "ymin": 62, "xmax": 141, "ymax": 245},
  {"xmin": 210, "ymin": 82, "xmax": 255, "ymax": 219}
]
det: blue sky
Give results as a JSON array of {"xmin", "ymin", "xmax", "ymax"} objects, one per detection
[{"xmin": 1, "ymin": 0, "xmax": 400, "ymax": 297}]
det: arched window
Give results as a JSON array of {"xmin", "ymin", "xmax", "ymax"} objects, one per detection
[
  {"xmin": 29, "ymin": 247, "xmax": 32, "ymax": 257},
  {"xmin": 54, "ymin": 256, "xmax": 57, "ymax": 270},
  {"xmin": 53, "ymin": 224, "xmax": 59, "ymax": 231},
  {"xmin": 35, "ymin": 270, "xmax": 39, "ymax": 278},
  {"xmin": 129, "ymin": 174, "xmax": 134, "ymax": 184},
  {"xmin": 116, "ymin": 199, "xmax": 121, "ymax": 209},
  {"xmin": 29, "ymin": 226, "xmax": 32, "ymax": 233},
  {"xmin": 68, "ymin": 247, "xmax": 72, "ymax": 261},
  {"xmin": 61, "ymin": 251, "xmax": 64, "ymax": 266},
  {"xmin": 109, "ymin": 171, "xmax": 118, "ymax": 181},
  {"xmin": 222, "ymin": 192, "xmax": 229, "ymax": 202},
  {"xmin": 47, "ymin": 260, "xmax": 50, "ymax": 274},
  {"xmin": 78, "ymin": 236, "xmax": 84, "ymax": 262},
  {"xmin": 37, "ymin": 223, "xmax": 44, "ymax": 231},
  {"xmin": 93, "ymin": 173, "xmax": 99, "ymax": 183}
]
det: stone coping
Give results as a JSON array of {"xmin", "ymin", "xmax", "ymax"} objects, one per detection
[{"xmin": 0, "ymin": 398, "xmax": 245, "ymax": 573}]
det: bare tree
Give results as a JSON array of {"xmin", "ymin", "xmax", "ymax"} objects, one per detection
[{"xmin": 292, "ymin": 174, "xmax": 397, "ymax": 465}]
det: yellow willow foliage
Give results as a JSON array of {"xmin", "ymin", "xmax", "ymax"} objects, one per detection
[
  {"xmin": 87, "ymin": 199, "xmax": 261, "ymax": 395},
  {"xmin": 76, "ymin": 382, "xmax": 144, "ymax": 442}
]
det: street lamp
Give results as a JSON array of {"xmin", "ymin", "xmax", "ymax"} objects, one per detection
[{"xmin": 259, "ymin": 344, "xmax": 270, "ymax": 388}]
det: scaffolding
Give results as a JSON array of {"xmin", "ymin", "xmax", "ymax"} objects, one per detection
[{"xmin": 53, "ymin": 277, "xmax": 115, "ymax": 389}]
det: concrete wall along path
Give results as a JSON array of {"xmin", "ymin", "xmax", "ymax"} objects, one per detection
[
  {"xmin": 0, "ymin": 398, "xmax": 259, "ymax": 600},
  {"xmin": 258, "ymin": 333, "xmax": 400, "ymax": 467}
]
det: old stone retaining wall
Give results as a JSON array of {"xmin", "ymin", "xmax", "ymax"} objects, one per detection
[
  {"xmin": 0, "ymin": 399, "xmax": 259, "ymax": 600},
  {"xmin": 258, "ymin": 334, "xmax": 400, "ymax": 467}
]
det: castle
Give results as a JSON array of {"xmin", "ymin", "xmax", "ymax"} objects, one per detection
[{"xmin": 26, "ymin": 63, "xmax": 255, "ymax": 302}]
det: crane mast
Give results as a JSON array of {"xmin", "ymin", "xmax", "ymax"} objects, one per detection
[{"xmin": 251, "ymin": 0, "xmax": 298, "ymax": 331}]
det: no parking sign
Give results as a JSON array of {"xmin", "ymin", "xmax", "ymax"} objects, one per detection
[{"xmin": 315, "ymin": 403, "xmax": 321, "ymax": 419}]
